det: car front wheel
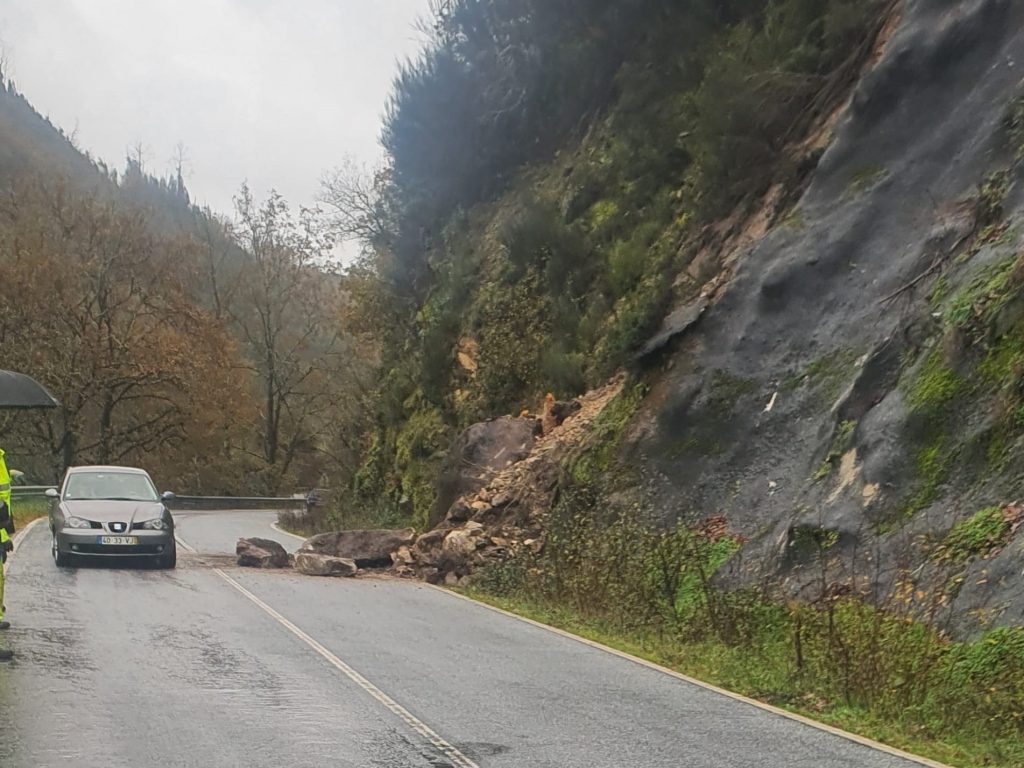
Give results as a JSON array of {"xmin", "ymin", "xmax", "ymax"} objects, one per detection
[
  {"xmin": 158, "ymin": 542, "xmax": 176, "ymax": 569},
  {"xmin": 51, "ymin": 530, "xmax": 73, "ymax": 568}
]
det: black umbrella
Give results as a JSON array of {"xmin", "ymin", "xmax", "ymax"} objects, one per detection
[{"xmin": 0, "ymin": 370, "xmax": 58, "ymax": 409}]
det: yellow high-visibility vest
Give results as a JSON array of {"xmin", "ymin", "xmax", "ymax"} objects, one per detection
[{"xmin": 0, "ymin": 449, "xmax": 9, "ymax": 511}]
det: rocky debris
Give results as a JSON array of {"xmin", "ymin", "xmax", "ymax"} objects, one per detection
[
  {"xmin": 300, "ymin": 528, "xmax": 415, "ymax": 568},
  {"xmin": 540, "ymin": 393, "xmax": 583, "ymax": 435},
  {"xmin": 294, "ymin": 551, "xmax": 358, "ymax": 577},
  {"xmin": 445, "ymin": 499, "xmax": 473, "ymax": 523},
  {"xmin": 456, "ymin": 338, "xmax": 479, "ymax": 374},
  {"xmin": 391, "ymin": 545, "xmax": 415, "ymax": 567},
  {"xmin": 236, "ymin": 537, "xmax": 289, "ymax": 568},
  {"xmin": 398, "ymin": 374, "xmax": 626, "ymax": 583},
  {"xmin": 434, "ymin": 415, "xmax": 539, "ymax": 525}
]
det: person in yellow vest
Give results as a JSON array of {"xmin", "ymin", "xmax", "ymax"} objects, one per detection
[{"xmin": 0, "ymin": 448, "xmax": 14, "ymax": 661}]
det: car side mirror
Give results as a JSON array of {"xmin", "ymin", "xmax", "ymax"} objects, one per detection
[
  {"xmin": 44, "ymin": 488, "xmax": 59, "ymax": 499},
  {"xmin": 161, "ymin": 491, "xmax": 176, "ymax": 502}
]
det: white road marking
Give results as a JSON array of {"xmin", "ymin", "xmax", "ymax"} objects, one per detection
[
  {"xmin": 175, "ymin": 522, "xmax": 475, "ymax": 768},
  {"xmin": 213, "ymin": 566, "xmax": 480, "ymax": 768},
  {"xmin": 5, "ymin": 517, "xmax": 43, "ymax": 575},
  {"xmin": 429, "ymin": 584, "xmax": 953, "ymax": 768},
  {"xmin": 270, "ymin": 521, "xmax": 305, "ymax": 541}
]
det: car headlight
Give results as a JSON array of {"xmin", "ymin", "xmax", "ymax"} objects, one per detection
[
  {"xmin": 64, "ymin": 516, "xmax": 92, "ymax": 529},
  {"xmin": 140, "ymin": 518, "xmax": 167, "ymax": 530}
]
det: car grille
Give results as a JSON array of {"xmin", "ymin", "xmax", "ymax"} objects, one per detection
[{"xmin": 73, "ymin": 544, "xmax": 163, "ymax": 556}]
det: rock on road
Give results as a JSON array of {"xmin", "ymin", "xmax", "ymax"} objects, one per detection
[{"xmin": 0, "ymin": 511, "xmax": 927, "ymax": 768}]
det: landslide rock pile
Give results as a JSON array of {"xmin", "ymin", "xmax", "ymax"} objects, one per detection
[
  {"xmin": 236, "ymin": 529, "xmax": 416, "ymax": 578},
  {"xmin": 394, "ymin": 375, "xmax": 626, "ymax": 585}
]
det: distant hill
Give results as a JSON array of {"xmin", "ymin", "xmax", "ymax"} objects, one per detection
[{"xmin": 0, "ymin": 79, "xmax": 115, "ymax": 187}]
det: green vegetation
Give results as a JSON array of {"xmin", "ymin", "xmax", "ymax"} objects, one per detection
[
  {"xmin": 471, "ymin": 447, "xmax": 1024, "ymax": 766},
  {"xmin": 471, "ymin": 354, "xmax": 1024, "ymax": 765},
  {"xmin": 472, "ymin": 455, "xmax": 1024, "ymax": 767},
  {"xmin": 905, "ymin": 351, "xmax": 965, "ymax": 414},
  {"xmin": 903, "ymin": 437, "xmax": 956, "ymax": 518},
  {"xmin": 465, "ymin": 587, "xmax": 1024, "ymax": 768},
  {"xmin": 333, "ymin": 0, "xmax": 892, "ymax": 528},
  {"xmin": 976, "ymin": 170, "xmax": 1011, "ymax": 228},
  {"xmin": 569, "ymin": 383, "xmax": 647, "ymax": 486},
  {"xmin": 12, "ymin": 497, "xmax": 49, "ymax": 526},
  {"xmin": 936, "ymin": 507, "xmax": 1011, "ymax": 564},
  {"xmin": 947, "ymin": 257, "xmax": 1017, "ymax": 333}
]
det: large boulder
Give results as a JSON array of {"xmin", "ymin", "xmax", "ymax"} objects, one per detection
[
  {"xmin": 236, "ymin": 537, "xmax": 289, "ymax": 568},
  {"xmin": 294, "ymin": 552, "xmax": 358, "ymax": 577},
  {"xmin": 300, "ymin": 528, "xmax": 416, "ymax": 567},
  {"xmin": 434, "ymin": 416, "xmax": 538, "ymax": 525}
]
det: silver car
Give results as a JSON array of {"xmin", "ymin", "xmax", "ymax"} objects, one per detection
[{"xmin": 47, "ymin": 466, "xmax": 177, "ymax": 568}]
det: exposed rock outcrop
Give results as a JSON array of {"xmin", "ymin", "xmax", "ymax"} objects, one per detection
[{"xmin": 394, "ymin": 1, "xmax": 1024, "ymax": 636}]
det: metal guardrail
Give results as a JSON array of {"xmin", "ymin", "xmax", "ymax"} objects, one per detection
[
  {"xmin": 10, "ymin": 486, "xmax": 307, "ymax": 512},
  {"xmin": 168, "ymin": 496, "xmax": 306, "ymax": 512}
]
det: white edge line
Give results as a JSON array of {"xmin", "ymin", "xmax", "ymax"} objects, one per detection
[
  {"xmin": 8, "ymin": 519, "xmax": 947, "ymax": 767},
  {"xmin": 4, "ymin": 517, "xmax": 43, "ymax": 575},
  {"xmin": 213, "ymin": 567, "xmax": 479, "ymax": 768},
  {"xmin": 425, "ymin": 584, "xmax": 954, "ymax": 768},
  {"xmin": 270, "ymin": 521, "xmax": 306, "ymax": 541}
]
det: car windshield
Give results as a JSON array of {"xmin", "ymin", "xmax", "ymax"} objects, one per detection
[{"xmin": 63, "ymin": 472, "xmax": 158, "ymax": 502}]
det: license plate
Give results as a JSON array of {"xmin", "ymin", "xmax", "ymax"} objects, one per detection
[{"xmin": 98, "ymin": 536, "xmax": 138, "ymax": 546}]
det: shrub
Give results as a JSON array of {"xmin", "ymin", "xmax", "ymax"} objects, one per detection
[{"xmin": 937, "ymin": 507, "xmax": 1011, "ymax": 563}]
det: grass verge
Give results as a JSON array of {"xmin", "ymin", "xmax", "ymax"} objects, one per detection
[
  {"xmin": 12, "ymin": 496, "xmax": 49, "ymax": 527},
  {"xmin": 458, "ymin": 589, "xmax": 1023, "ymax": 768}
]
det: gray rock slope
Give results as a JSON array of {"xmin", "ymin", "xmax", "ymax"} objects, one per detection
[{"xmin": 634, "ymin": 0, "xmax": 1024, "ymax": 635}]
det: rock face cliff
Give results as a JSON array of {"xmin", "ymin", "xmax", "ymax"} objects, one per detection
[
  {"xmin": 631, "ymin": 0, "xmax": 1024, "ymax": 635},
  {"xmin": 412, "ymin": 0, "xmax": 1024, "ymax": 636}
]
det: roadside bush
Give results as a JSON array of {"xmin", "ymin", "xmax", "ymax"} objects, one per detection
[
  {"xmin": 472, "ymin": 270, "xmax": 553, "ymax": 415},
  {"xmin": 471, "ymin": 394, "xmax": 1024, "ymax": 764},
  {"xmin": 936, "ymin": 506, "xmax": 1011, "ymax": 563},
  {"xmin": 936, "ymin": 627, "xmax": 1024, "ymax": 738}
]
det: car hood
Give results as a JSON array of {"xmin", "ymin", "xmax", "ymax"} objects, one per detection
[{"xmin": 59, "ymin": 500, "xmax": 166, "ymax": 523}]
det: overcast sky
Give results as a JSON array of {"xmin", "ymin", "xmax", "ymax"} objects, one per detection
[{"xmin": 0, "ymin": 0, "xmax": 428, "ymax": 223}]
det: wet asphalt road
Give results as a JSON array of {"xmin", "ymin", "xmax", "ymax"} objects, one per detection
[{"xmin": 0, "ymin": 512, "xmax": 927, "ymax": 768}]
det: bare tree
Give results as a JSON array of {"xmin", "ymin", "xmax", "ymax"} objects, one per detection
[
  {"xmin": 170, "ymin": 142, "xmax": 190, "ymax": 182},
  {"xmin": 318, "ymin": 157, "xmax": 395, "ymax": 248},
  {"xmin": 127, "ymin": 140, "xmax": 147, "ymax": 172},
  {"xmin": 0, "ymin": 178, "xmax": 248, "ymax": 477},
  {"xmin": 231, "ymin": 184, "xmax": 364, "ymax": 491}
]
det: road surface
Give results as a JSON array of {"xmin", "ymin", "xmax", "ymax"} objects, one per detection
[{"xmin": 0, "ymin": 510, "xmax": 928, "ymax": 768}]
